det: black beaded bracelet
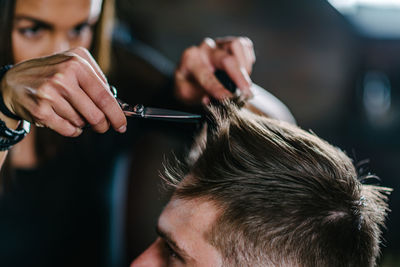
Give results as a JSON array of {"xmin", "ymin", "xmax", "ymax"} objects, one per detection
[
  {"xmin": 0, "ymin": 65, "xmax": 22, "ymax": 121},
  {"xmin": 0, "ymin": 119, "xmax": 30, "ymax": 151}
]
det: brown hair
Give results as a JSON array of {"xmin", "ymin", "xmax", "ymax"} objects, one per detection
[
  {"xmin": 0, "ymin": 0, "xmax": 16, "ymax": 67},
  {"xmin": 164, "ymin": 103, "xmax": 391, "ymax": 267}
]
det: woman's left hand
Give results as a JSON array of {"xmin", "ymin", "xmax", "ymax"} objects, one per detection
[{"xmin": 174, "ymin": 36, "xmax": 256, "ymax": 105}]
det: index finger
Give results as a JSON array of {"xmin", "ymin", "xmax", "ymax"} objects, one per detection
[
  {"xmin": 189, "ymin": 63, "xmax": 233, "ymax": 101},
  {"xmin": 209, "ymin": 49, "xmax": 253, "ymax": 99},
  {"xmin": 69, "ymin": 47, "xmax": 108, "ymax": 85},
  {"xmin": 68, "ymin": 55, "xmax": 127, "ymax": 132}
]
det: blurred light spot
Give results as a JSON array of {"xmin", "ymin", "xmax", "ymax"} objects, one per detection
[
  {"xmin": 362, "ymin": 71, "xmax": 391, "ymax": 125},
  {"xmin": 329, "ymin": 0, "xmax": 400, "ymax": 10},
  {"xmin": 328, "ymin": 0, "xmax": 400, "ymax": 38}
]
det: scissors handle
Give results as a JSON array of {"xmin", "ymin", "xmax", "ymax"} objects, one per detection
[
  {"xmin": 117, "ymin": 99, "xmax": 144, "ymax": 116},
  {"xmin": 110, "ymin": 86, "xmax": 144, "ymax": 117}
]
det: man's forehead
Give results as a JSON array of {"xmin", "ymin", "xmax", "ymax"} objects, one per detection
[
  {"xmin": 159, "ymin": 197, "xmax": 219, "ymax": 235},
  {"xmin": 157, "ymin": 197, "xmax": 222, "ymax": 263}
]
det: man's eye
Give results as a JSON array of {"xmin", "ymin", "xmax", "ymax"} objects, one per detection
[
  {"xmin": 18, "ymin": 26, "xmax": 44, "ymax": 38},
  {"xmin": 164, "ymin": 242, "xmax": 178, "ymax": 259}
]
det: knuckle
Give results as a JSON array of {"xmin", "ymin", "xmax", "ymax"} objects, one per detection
[
  {"xmin": 201, "ymin": 74, "xmax": 219, "ymax": 90},
  {"xmin": 232, "ymin": 38, "xmax": 246, "ymax": 52},
  {"xmin": 182, "ymin": 46, "xmax": 198, "ymax": 61},
  {"xmin": 174, "ymin": 69, "xmax": 185, "ymax": 81},
  {"xmin": 221, "ymin": 55, "xmax": 235, "ymax": 68},
  {"xmin": 72, "ymin": 46, "xmax": 89, "ymax": 55},
  {"xmin": 48, "ymin": 74, "xmax": 62, "ymax": 85},
  {"xmin": 33, "ymin": 106, "xmax": 50, "ymax": 122},
  {"xmin": 244, "ymin": 37, "xmax": 254, "ymax": 47},
  {"xmin": 94, "ymin": 89, "xmax": 113, "ymax": 108},
  {"xmin": 198, "ymin": 72, "xmax": 211, "ymax": 87},
  {"xmin": 36, "ymin": 84, "xmax": 55, "ymax": 102},
  {"xmin": 232, "ymin": 38, "xmax": 242, "ymax": 48},
  {"xmin": 91, "ymin": 111, "xmax": 106, "ymax": 127},
  {"xmin": 48, "ymin": 74, "xmax": 67, "ymax": 90},
  {"xmin": 37, "ymin": 84, "xmax": 51, "ymax": 96},
  {"xmin": 64, "ymin": 55, "xmax": 82, "ymax": 72}
]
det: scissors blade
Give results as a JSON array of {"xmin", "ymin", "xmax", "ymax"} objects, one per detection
[
  {"xmin": 112, "ymin": 86, "xmax": 201, "ymax": 123},
  {"xmin": 142, "ymin": 107, "xmax": 201, "ymax": 123}
]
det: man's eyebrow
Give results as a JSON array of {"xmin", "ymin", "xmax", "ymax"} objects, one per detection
[{"xmin": 156, "ymin": 225, "xmax": 193, "ymax": 261}]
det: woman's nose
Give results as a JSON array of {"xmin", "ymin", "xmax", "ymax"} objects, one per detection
[
  {"xmin": 48, "ymin": 34, "xmax": 71, "ymax": 54},
  {"xmin": 130, "ymin": 238, "xmax": 166, "ymax": 267}
]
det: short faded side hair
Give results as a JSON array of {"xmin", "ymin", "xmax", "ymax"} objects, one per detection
[{"xmin": 164, "ymin": 102, "xmax": 391, "ymax": 267}]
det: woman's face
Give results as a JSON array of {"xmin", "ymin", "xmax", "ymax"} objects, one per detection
[{"xmin": 12, "ymin": 0, "xmax": 103, "ymax": 63}]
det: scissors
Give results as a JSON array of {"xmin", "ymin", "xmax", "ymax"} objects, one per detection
[{"xmin": 110, "ymin": 86, "xmax": 201, "ymax": 123}]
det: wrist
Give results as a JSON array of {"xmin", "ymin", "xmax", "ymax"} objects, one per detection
[
  {"xmin": 0, "ymin": 111, "xmax": 19, "ymax": 130},
  {"xmin": 0, "ymin": 65, "xmax": 30, "ymax": 151},
  {"xmin": 0, "ymin": 74, "xmax": 18, "ymax": 129},
  {"xmin": 0, "ymin": 65, "xmax": 21, "ymax": 121}
]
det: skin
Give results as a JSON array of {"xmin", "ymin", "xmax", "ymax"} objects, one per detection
[
  {"xmin": 12, "ymin": 0, "xmax": 101, "ymax": 62},
  {"xmin": 0, "ymin": 0, "xmax": 256, "ymax": 167},
  {"xmin": 9, "ymin": 0, "xmax": 121, "ymax": 135},
  {"xmin": 0, "ymin": 0, "xmax": 119, "ymax": 166},
  {"xmin": 175, "ymin": 37, "xmax": 254, "ymax": 105},
  {"xmin": 130, "ymin": 197, "xmax": 223, "ymax": 267}
]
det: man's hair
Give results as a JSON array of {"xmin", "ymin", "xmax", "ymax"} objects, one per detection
[{"xmin": 164, "ymin": 102, "xmax": 391, "ymax": 267}]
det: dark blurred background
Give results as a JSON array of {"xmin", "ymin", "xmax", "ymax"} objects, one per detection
[{"xmin": 114, "ymin": 0, "xmax": 400, "ymax": 265}]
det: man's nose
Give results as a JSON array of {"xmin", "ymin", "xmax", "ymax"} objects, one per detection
[{"xmin": 130, "ymin": 238, "xmax": 166, "ymax": 267}]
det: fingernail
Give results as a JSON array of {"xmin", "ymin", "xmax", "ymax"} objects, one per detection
[
  {"xmin": 234, "ymin": 88, "xmax": 242, "ymax": 98},
  {"xmin": 240, "ymin": 67, "xmax": 252, "ymax": 86},
  {"xmin": 245, "ymin": 88, "xmax": 254, "ymax": 99},
  {"xmin": 118, "ymin": 125, "xmax": 127, "ymax": 133},
  {"xmin": 75, "ymin": 127, "xmax": 83, "ymax": 136},
  {"xmin": 202, "ymin": 96, "xmax": 211, "ymax": 105},
  {"xmin": 239, "ymin": 67, "xmax": 254, "ymax": 99}
]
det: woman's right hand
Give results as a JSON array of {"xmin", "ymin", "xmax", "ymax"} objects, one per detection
[{"xmin": 0, "ymin": 47, "xmax": 127, "ymax": 137}]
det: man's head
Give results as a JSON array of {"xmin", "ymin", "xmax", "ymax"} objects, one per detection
[{"xmin": 131, "ymin": 103, "xmax": 390, "ymax": 267}]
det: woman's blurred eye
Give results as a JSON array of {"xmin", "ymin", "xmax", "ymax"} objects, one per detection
[
  {"xmin": 18, "ymin": 26, "xmax": 45, "ymax": 39},
  {"xmin": 69, "ymin": 23, "xmax": 91, "ymax": 39}
]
